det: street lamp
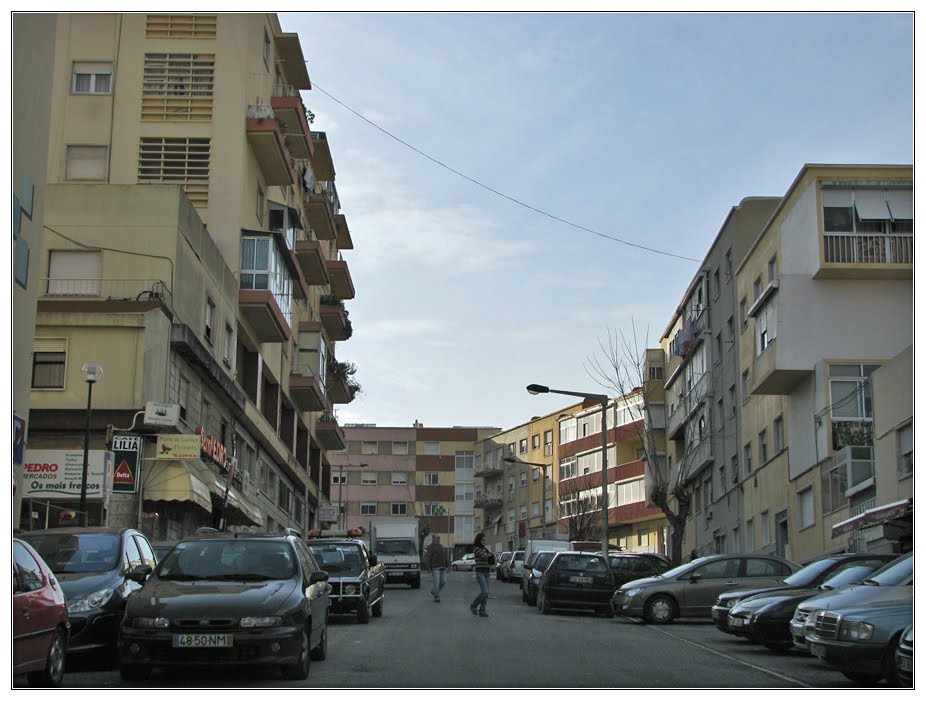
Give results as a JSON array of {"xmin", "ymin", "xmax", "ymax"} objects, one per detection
[
  {"xmin": 503, "ymin": 456, "xmax": 551, "ymax": 538},
  {"xmin": 333, "ymin": 462, "xmax": 367, "ymax": 529},
  {"xmin": 527, "ymin": 383, "xmax": 609, "ymax": 559},
  {"xmin": 79, "ymin": 362, "xmax": 103, "ymax": 527}
]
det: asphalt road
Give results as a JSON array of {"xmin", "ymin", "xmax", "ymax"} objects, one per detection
[{"xmin": 28, "ymin": 570, "xmax": 890, "ymax": 688}]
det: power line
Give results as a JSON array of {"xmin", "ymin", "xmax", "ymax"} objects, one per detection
[{"xmin": 311, "ymin": 82, "xmax": 701, "ymax": 264}]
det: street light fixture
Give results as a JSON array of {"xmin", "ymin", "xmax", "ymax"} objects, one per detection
[
  {"xmin": 79, "ymin": 362, "xmax": 103, "ymax": 527},
  {"xmin": 503, "ymin": 456, "xmax": 551, "ymax": 538},
  {"xmin": 526, "ymin": 383, "xmax": 610, "ymax": 559},
  {"xmin": 333, "ymin": 462, "xmax": 368, "ymax": 529}
]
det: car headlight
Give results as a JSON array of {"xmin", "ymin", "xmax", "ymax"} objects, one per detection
[
  {"xmin": 841, "ymin": 620, "xmax": 875, "ymax": 641},
  {"xmin": 68, "ymin": 587, "xmax": 116, "ymax": 613},
  {"xmin": 132, "ymin": 617, "xmax": 170, "ymax": 628},
  {"xmin": 240, "ymin": 616, "xmax": 283, "ymax": 628},
  {"xmin": 343, "ymin": 584, "xmax": 357, "ymax": 595},
  {"xmin": 623, "ymin": 588, "xmax": 642, "ymax": 598},
  {"xmin": 725, "ymin": 598, "xmax": 740, "ymax": 609}
]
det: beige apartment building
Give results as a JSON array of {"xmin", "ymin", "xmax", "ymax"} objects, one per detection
[
  {"xmin": 736, "ymin": 164, "xmax": 912, "ymax": 564},
  {"xmin": 19, "ymin": 13, "xmax": 357, "ymax": 542}
]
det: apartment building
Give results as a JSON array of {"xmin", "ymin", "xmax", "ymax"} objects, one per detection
[
  {"xmin": 336, "ymin": 424, "xmax": 499, "ymax": 558},
  {"xmin": 660, "ymin": 197, "xmax": 780, "ymax": 557},
  {"xmin": 20, "ymin": 13, "xmax": 357, "ymax": 541},
  {"xmin": 736, "ymin": 164, "xmax": 912, "ymax": 563}
]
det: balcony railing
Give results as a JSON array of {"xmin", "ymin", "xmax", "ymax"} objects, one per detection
[
  {"xmin": 666, "ymin": 370, "xmax": 712, "ymax": 440},
  {"xmin": 823, "ymin": 233, "xmax": 913, "ymax": 265},
  {"xmin": 41, "ymin": 278, "xmax": 172, "ymax": 307}
]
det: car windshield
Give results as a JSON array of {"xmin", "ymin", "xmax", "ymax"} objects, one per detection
[
  {"xmin": 781, "ymin": 557, "xmax": 841, "ymax": 586},
  {"xmin": 513, "ymin": 551, "xmax": 524, "ymax": 561},
  {"xmin": 864, "ymin": 554, "xmax": 912, "ymax": 586},
  {"xmin": 375, "ymin": 540, "xmax": 417, "ymax": 556},
  {"xmin": 821, "ymin": 563, "xmax": 886, "ymax": 589},
  {"xmin": 23, "ymin": 532, "xmax": 121, "ymax": 574},
  {"xmin": 307, "ymin": 544, "xmax": 365, "ymax": 576},
  {"xmin": 158, "ymin": 540, "xmax": 296, "ymax": 581},
  {"xmin": 534, "ymin": 552, "xmax": 556, "ymax": 570}
]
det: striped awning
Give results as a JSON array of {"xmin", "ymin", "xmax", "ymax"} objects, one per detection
[{"xmin": 832, "ymin": 498, "xmax": 912, "ymax": 537}]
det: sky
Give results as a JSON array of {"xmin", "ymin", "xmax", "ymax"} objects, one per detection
[{"xmin": 276, "ymin": 10, "xmax": 914, "ymax": 432}]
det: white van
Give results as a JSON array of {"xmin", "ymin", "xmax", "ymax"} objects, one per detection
[{"xmin": 520, "ymin": 539, "xmax": 571, "ymax": 589}]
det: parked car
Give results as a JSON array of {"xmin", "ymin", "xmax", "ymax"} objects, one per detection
[
  {"xmin": 451, "ymin": 553, "xmax": 476, "ymax": 571},
  {"xmin": 21, "ymin": 527, "xmax": 157, "ymax": 666},
  {"xmin": 611, "ymin": 553, "xmax": 798, "ymax": 624},
  {"xmin": 503, "ymin": 549, "xmax": 525, "ymax": 583},
  {"xmin": 118, "ymin": 531, "xmax": 330, "ymax": 681},
  {"xmin": 305, "ymin": 537, "xmax": 385, "ymax": 623},
  {"xmin": 495, "ymin": 551, "xmax": 513, "ymax": 580},
  {"xmin": 521, "ymin": 550, "xmax": 559, "ymax": 606},
  {"xmin": 789, "ymin": 551, "xmax": 913, "ymax": 651},
  {"xmin": 536, "ymin": 551, "xmax": 615, "ymax": 617},
  {"xmin": 151, "ymin": 543, "xmax": 177, "ymax": 561},
  {"xmin": 725, "ymin": 557, "xmax": 895, "ymax": 649},
  {"xmin": 13, "ymin": 538, "xmax": 69, "ymax": 687},
  {"xmin": 894, "ymin": 625, "xmax": 913, "ymax": 687},
  {"xmin": 806, "ymin": 598, "xmax": 912, "ymax": 685},
  {"xmin": 609, "ymin": 553, "xmax": 672, "ymax": 588},
  {"xmin": 712, "ymin": 553, "xmax": 895, "ymax": 635}
]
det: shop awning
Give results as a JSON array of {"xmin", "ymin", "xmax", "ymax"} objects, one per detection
[
  {"xmin": 142, "ymin": 460, "xmax": 213, "ymax": 512},
  {"xmin": 832, "ymin": 497, "xmax": 913, "ymax": 537}
]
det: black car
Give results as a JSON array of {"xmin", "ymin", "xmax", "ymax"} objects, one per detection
[
  {"xmin": 609, "ymin": 553, "xmax": 672, "ymax": 588},
  {"xmin": 894, "ymin": 625, "xmax": 913, "ymax": 687},
  {"xmin": 712, "ymin": 553, "xmax": 895, "ymax": 635},
  {"xmin": 521, "ymin": 551, "xmax": 559, "ymax": 607},
  {"xmin": 118, "ymin": 532, "xmax": 330, "ymax": 681},
  {"xmin": 21, "ymin": 527, "xmax": 157, "ymax": 667},
  {"xmin": 536, "ymin": 551, "xmax": 615, "ymax": 617},
  {"xmin": 305, "ymin": 538, "xmax": 385, "ymax": 623},
  {"xmin": 725, "ymin": 557, "xmax": 896, "ymax": 649}
]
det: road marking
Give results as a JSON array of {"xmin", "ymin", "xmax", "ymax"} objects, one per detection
[{"xmin": 641, "ymin": 623, "xmax": 816, "ymax": 688}]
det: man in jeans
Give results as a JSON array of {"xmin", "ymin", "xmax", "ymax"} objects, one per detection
[{"xmin": 424, "ymin": 534, "xmax": 448, "ymax": 602}]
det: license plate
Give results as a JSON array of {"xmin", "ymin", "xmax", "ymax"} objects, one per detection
[
  {"xmin": 569, "ymin": 576, "xmax": 592, "ymax": 584},
  {"xmin": 898, "ymin": 656, "xmax": 912, "ymax": 673},
  {"xmin": 172, "ymin": 633, "xmax": 233, "ymax": 648},
  {"xmin": 729, "ymin": 617, "xmax": 744, "ymax": 628},
  {"xmin": 809, "ymin": 643, "xmax": 826, "ymax": 659},
  {"xmin": 387, "ymin": 572, "xmax": 403, "ymax": 577}
]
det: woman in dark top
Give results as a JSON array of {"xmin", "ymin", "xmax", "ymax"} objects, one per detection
[{"xmin": 469, "ymin": 532, "xmax": 494, "ymax": 617}]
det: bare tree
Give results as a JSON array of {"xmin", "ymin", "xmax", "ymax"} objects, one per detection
[
  {"xmin": 585, "ymin": 322, "xmax": 693, "ymax": 565},
  {"xmin": 561, "ymin": 495, "xmax": 603, "ymax": 543}
]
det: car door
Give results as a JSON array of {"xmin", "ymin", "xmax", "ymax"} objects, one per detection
[
  {"xmin": 294, "ymin": 542, "xmax": 326, "ymax": 644},
  {"xmin": 739, "ymin": 557, "xmax": 792, "ymax": 590},
  {"xmin": 681, "ymin": 558, "xmax": 744, "ymax": 615},
  {"xmin": 122, "ymin": 533, "xmax": 145, "ymax": 599},
  {"xmin": 13, "ymin": 541, "xmax": 52, "ymax": 670}
]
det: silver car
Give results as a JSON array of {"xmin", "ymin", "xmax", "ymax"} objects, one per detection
[{"xmin": 611, "ymin": 553, "xmax": 798, "ymax": 624}]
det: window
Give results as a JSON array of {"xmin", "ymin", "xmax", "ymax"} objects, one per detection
[
  {"xmin": 543, "ymin": 430, "xmax": 553, "ymax": 456},
  {"xmin": 744, "ymin": 443, "xmax": 752, "ymax": 475},
  {"xmin": 519, "ymin": 438, "xmax": 527, "ymax": 454},
  {"xmin": 760, "ymin": 511, "xmax": 770, "ymax": 545},
  {"xmin": 830, "ymin": 364, "xmax": 879, "ymax": 420},
  {"xmin": 719, "ymin": 465, "xmax": 726, "ymax": 493},
  {"xmin": 753, "ymin": 276, "xmax": 762, "ymax": 303},
  {"xmin": 361, "ymin": 503, "xmax": 377, "ymax": 516},
  {"xmin": 263, "ymin": 29, "xmax": 272, "ymax": 68},
  {"xmin": 714, "ymin": 331, "xmax": 723, "ymax": 361},
  {"xmin": 617, "ymin": 479, "xmax": 644, "ymax": 505},
  {"xmin": 532, "ymin": 467, "xmax": 540, "ymax": 483},
  {"xmin": 507, "ymin": 442, "xmax": 516, "ymax": 456},
  {"xmin": 223, "ymin": 323, "xmax": 234, "ymax": 366},
  {"xmin": 508, "ymin": 476, "xmax": 515, "ymax": 497},
  {"xmin": 454, "ymin": 451, "xmax": 474, "ymax": 480},
  {"xmin": 519, "ymin": 505, "xmax": 527, "ymax": 520},
  {"xmin": 142, "ymin": 53, "xmax": 215, "ymax": 121},
  {"xmin": 898, "ymin": 423, "xmax": 913, "ymax": 477},
  {"xmin": 257, "ymin": 187, "xmax": 265, "ymax": 224},
  {"xmin": 768, "ymin": 255, "xmax": 778, "ymax": 282},
  {"xmin": 712, "ymin": 269, "xmax": 720, "ymax": 299},
  {"xmin": 742, "ymin": 370, "xmax": 750, "ymax": 402},
  {"xmin": 331, "ymin": 471, "xmax": 346, "ymax": 485},
  {"xmin": 360, "ymin": 471, "xmax": 377, "ymax": 486},
  {"xmin": 532, "ymin": 434, "xmax": 540, "ymax": 449},
  {"xmin": 797, "ymin": 487, "xmax": 814, "ymax": 529},
  {"xmin": 519, "ymin": 471, "xmax": 527, "ymax": 487},
  {"xmin": 65, "ymin": 145, "xmax": 108, "ymax": 180},
  {"xmin": 822, "ymin": 189, "xmax": 913, "ymax": 264},
  {"xmin": 728, "ymin": 385, "xmax": 736, "ymax": 416},
  {"xmin": 205, "ymin": 297, "xmax": 215, "ymax": 344},
  {"xmin": 754, "ymin": 294, "xmax": 777, "ymax": 354},
  {"xmin": 424, "ymin": 472, "xmax": 439, "ymax": 486},
  {"xmin": 648, "ymin": 364, "xmax": 664, "ymax": 380},
  {"xmin": 822, "ymin": 462, "xmax": 848, "ymax": 513},
  {"xmin": 423, "ymin": 441, "xmax": 440, "ymax": 455},
  {"xmin": 716, "ymin": 398, "xmax": 724, "ymax": 427},
  {"xmin": 137, "ymin": 136, "xmax": 210, "ymax": 207},
  {"xmin": 745, "ymin": 558, "xmax": 790, "ymax": 577},
  {"xmin": 47, "ymin": 249, "xmax": 102, "ymax": 296},
  {"xmin": 731, "ymin": 453, "xmax": 739, "ymax": 483},
  {"xmin": 745, "ymin": 518, "xmax": 754, "ymax": 550},
  {"xmin": 391, "ymin": 472, "xmax": 407, "ymax": 486},
  {"xmin": 361, "ymin": 441, "xmax": 378, "ymax": 455},
  {"xmin": 724, "ymin": 248, "xmax": 733, "ymax": 277},
  {"xmin": 72, "ymin": 61, "xmax": 112, "ymax": 94},
  {"xmin": 423, "ymin": 503, "xmax": 440, "ymax": 516},
  {"xmin": 773, "ymin": 416, "xmax": 784, "ymax": 454},
  {"xmin": 531, "ymin": 502, "xmax": 540, "ymax": 517},
  {"xmin": 694, "ymin": 558, "xmax": 740, "ymax": 580},
  {"xmin": 31, "ymin": 339, "xmax": 67, "ymax": 389},
  {"xmin": 392, "ymin": 441, "xmax": 409, "ymax": 455},
  {"xmin": 391, "ymin": 503, "xmax": 407, "ymax": 516},
  {"xmin": 146, "ymin": 14, "xmax": 217, "ymax": 38},
  {"xmin": 758, "ymin": 429, "xmax": 768, "ymax": 464},
  {"xmin": 740, "ymin": 297, "xmax": 748, "ymax": 331}
]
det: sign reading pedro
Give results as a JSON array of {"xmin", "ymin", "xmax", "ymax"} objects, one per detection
[{"xmin": 22, "ymin": 449, "xmax": 114, "ymax": 498}]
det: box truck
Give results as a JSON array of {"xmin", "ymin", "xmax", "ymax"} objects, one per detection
[{"xmin": 370, "ymin": 518, "xmax": 421, "ymax": 588}]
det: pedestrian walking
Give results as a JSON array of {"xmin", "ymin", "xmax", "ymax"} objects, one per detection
[
  {"xmin": 424, "ymin": 534, "xmax": 448, "ymax": 602},
  {"xmin": 469, "ymin": 532, "xmax": 494, "ymax": 617}
]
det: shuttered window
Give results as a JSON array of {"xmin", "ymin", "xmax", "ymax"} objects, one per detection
[
  {"xmin": 138, "ymin": 137, "xmax": 210, "ymax": 207},
  {"xmin": 142, "ymin": 53, "xmax": 215, "ymax": 121},
  {"xmin": 146, "ymin": 14, "xmax": 217, "ymax": 39},
  {"xmin": 32, "ymin": 339, "xmax": 68, "ymax": 389},
  {"xmin": 46, "ymin": 250, "xmax": 102, "ymax": 296}
]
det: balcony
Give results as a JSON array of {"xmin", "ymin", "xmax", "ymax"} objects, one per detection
[
  {"xmin": 816, "ymin": 233, "xmax": 913, "ymax": 280},
  {"xmin": 335, "ymin": 213, "xmax": 353, "ymax": 250},
  {"xmin": 40, "ymin": 277, "xmax": 172, "ymax": 307},
  {"xmin": 271, "ymin": 87, "xmax": 312, "ymax": 160},
  {"xmin": 316, "ymin": 413, "xmax": 346, "ymax": 451},
  {"xmin": 474, "ymin": 493, "xmax": 503, "ymax": 510},
  {"xmin": 246, "ymin": 107, "xmax": 297, "ymax": 186},
  {"xmin": 326, "ymin": 373, "xmax": 352, "ymax": 404},
  {"xmin": 293, "ymin": 231, "xmax": 330, "ymax": 286},
  {"xmin": 830, "ymin": 444, "xmax": 875, "ymax": 497},
  {"xmin": 238, "ymin": 289, "xmax": 291, "ymax": 343},
  {"xmin": 289, "ymin": 359, "xmax": 328, "ymax": 412},
  {"xmin": 326, "ymin": 257, "xmax": 355, "ymax": 300},
  {"xmin": 304, "ymin": 191, "xmax": 336, "ymax": 240},
  {"xmin": 310, "ymin": 131, "xmax": 336, "ymax": 181},
  {"xmin": 319, "ymin": 296, "xmax": 351, "ymax": 341},
  {"xmin": 666, "ymin": 371, "xmax": 712, "ymax": 440},
  {"xmin": 750, "ymin": 337, "xmax": 812, "ymax": 395}
]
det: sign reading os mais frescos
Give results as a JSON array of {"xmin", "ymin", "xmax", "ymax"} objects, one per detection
[{"xmin": 21, "ymin": 450, "xmax": 114, "ymax": 499}]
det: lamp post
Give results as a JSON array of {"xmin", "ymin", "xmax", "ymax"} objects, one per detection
[
  {"xmin": 527, "ymin": 383, "xmax": 609, "ymax": 559},
  {"xmin": 79, "ymin": 363, "xmax": 103, "ymax": 527},
  {"xmin": 334, "ymin": 462, "xmax": 367, "ymax": 529},
  {"xmin": 503, "ymin": 456, "xmax": 550, "ymax": 538}
]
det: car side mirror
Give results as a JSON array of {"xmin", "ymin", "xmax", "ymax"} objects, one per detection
[
  {"xmin": 127, "ymin": 564, "xmax": 153, "ymax": 584},
  {"xmin": 368, "ymin": 554, "xmax": 378, "ymax": 566},
  {"xmin": 688, "ymin": 573, "xmax": 701, "ymax": 583},
  {"xmin": 310, "ymin": 571, "xmax": 329, "ymax": 584}
]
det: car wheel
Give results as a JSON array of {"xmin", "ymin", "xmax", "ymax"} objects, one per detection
[
  {"xmin": 357, "ymin": 598, "xmax": 371, "ymax": 624},
  {"xmin": 119, "ymin": 663, "xmax": 151, "ymax": 683},
  {"xmin": 412, "ymin": 576, "xmax": 420, "ymax": 589},
  {"xmin": 372, "ymin": 591, "xmax": 384, "ymax": 618},
  {"xmin": 763, "ymin": 642, "xmax": 793, "ymax": 652},
  {"xmin": 27, "ymin": 628, "xmax": 66, "ymax": 687},
  {"xmin": 841, "ymin": 670, "xmax": 882, "ymax": 685},
  {"xmin": 881, "ymin": 636, "xmax": 902, "ymax": 687},
  {"xmin": 310, "ymin": 623, "xmax": 327, "ymax": 661},
  {"xmin": 644, "ymin": 594, "xmax": 677, "ymax": 625},
  {"xmin": 282, "ymin": 628, "xmax": 310, "ymax": 680},
  {"xmin": 539, "ymin": 589, "xmax": 552, "ymax": 615},
  {"xmin": 521, "ymin": 587, "xmax": 528, "ymax": 603}
]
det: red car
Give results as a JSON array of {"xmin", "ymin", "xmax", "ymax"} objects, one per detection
[{"xmin": 13, "ymin": 538, "xmax": 69, "ymax": 686}]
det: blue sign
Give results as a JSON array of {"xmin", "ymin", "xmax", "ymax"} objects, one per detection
[{"xmin": 13, "ymin": 413, "xmax": 26, "ymax": 465}]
